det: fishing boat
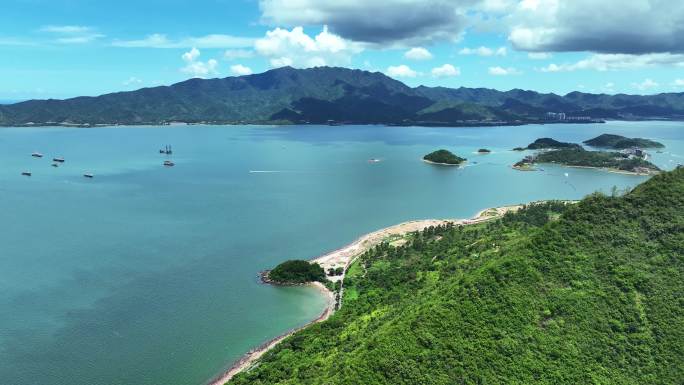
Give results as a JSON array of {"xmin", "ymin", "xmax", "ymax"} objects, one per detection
[
  {"xmin": 53, "ymin": 157, "xmax": 65, "ymax": 163},
  {"xmin": 52, "ymin": 163, "xmax": 59, "ymax": 167},
  {"xmin": 31, "ymin": 152, "xmax": 43, "ymax": 158},
  {"xmin": 159, "ymin": 145, "xmax": 173, "ymax": 155},
  {"xmin": 21, "ymin": 171, "xmax": 32, "ymax": 176},
  {"xmin": 163, "ymin": 160, "xmax": 175, "ymax": 167},
  {"xmin": 83, "ymin": 173, "xmax": 94, "ymax": 178}
]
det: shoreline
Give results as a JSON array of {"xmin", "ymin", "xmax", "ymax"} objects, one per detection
[
  {"xmin": 208, "ymin": 203, "xmax": 532, "ymax": 384},
  {"xmin": 422, "ymin": 159, "xmax": 467, "ymax": 167}
]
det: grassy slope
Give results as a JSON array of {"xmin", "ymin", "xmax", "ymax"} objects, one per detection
[{"xmin": 230, "ymin": 169, "xmax": 684, "ymax": 384}]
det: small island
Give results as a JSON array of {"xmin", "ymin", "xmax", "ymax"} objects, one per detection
[
  {"xmin": 477, "ymin": 148, "xmax": 491, "ymax": 154},
  {"xmin": 512, "ymin": 147, "xmax": 526, "ymax": 151},
  {"xmin": 518, "ymin": 148, "xmax": 660, "ymax": 175},
  {"xmin": 423, "ymin": 149, "xmax": 466, "ymax": 165},
  {"xmin": 583, "ymin": 133, "xmax": 664, "ymax": 149},
  {"xmin": 264, "ymin": 260, "xmax": 326, "ymax": 284},
  {"xmin": 526, "ymin": 138, "xmax": 583, "ymax": 150}
]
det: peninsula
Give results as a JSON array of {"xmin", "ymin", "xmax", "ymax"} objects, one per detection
[
  {"xmin": 227, "ymin": 168, "xmax": 684, "ymax": 385},
  {"xmin": 517, "ymin": 147, "xmax": 660, "ymax": 174}
]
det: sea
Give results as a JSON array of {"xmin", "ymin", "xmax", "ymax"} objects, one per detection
[{"xmin": 0, "ymin": 121, "xmax": 682, "ymax": 385}]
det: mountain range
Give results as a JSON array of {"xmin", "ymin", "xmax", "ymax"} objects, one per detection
[{"xmin": 2, "ymin": 66, "xmax": 684, "ymax": 126}]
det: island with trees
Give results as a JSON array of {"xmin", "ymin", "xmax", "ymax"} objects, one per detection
[
  {"xmin": 526, "ymin": 137, "xmax": 583, "ymax": 150},
  {"xmin": 517, "ymin": 147, "xmax": 660, "ymax": 174},
  {"xmin": 423, "ymin": 149, "xmax": 467, "ymax": 165},
  {"xmin": 264, "ymin": 260, "xmax": 326, "ymax": 284},
  {"xmin": 477, "ymin": 148, "xmax": 491, "ymax": 154},
  {"xmin": 583, "ymin": 133, "xmax": 664, "ymax": 149},
  {"xmin": 230, "ymin": 168, "xmax": 684, "ymax": 385}
]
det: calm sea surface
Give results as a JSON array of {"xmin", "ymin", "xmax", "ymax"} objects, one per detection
[{"xmin": 0, "ymin": 121, "xmax": 682, "ymax": 385}]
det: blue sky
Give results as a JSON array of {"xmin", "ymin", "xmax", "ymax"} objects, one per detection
[{"xmin": 2, "ymin": 0, "xmax": 684, "ymax": 100}]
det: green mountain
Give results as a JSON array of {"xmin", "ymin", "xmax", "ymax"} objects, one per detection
[
  {"xmin": 584, "ymin": 134, "xmax": 665, "ymax": 149},
  {"xmin": 229, "ymin": 167, "xmax": 684, "ymax": 385},
  {"xmin": 1, "ymin": 66, "xmax": 684, "ymax": 126},
  {"xmin": 526, "ymin": 137, "xmax": 583, "ymax": 150}
]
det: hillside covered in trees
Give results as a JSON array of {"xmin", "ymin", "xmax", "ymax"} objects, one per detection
[
  {"xmin": 2, "ymin": 67, "xmax": 684, "ymax": 126},
  {"xmin": 230, "ymin": 168, "xmax": 684, "ymax": 385}
]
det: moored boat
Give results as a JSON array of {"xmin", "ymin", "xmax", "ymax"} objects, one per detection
[
  {"xmin": 21, "ymin": 171, "xmax": 32, "ymax": 176},
  {"xmin": 83, "ymin": 173, "xmax": 94, "ymax": 178},
  {"xmin": 53, "ymin": 157, "xmax": 65, "ymax": 163},
  {"xmin": 163, "ymin": 160, "xmax": 175, "ymax": 167},
  {"xmin": 31, "ymin": 152, "xmax": 43, "ymax": 158}
]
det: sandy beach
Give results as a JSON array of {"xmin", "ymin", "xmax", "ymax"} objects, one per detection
[{"xmin": 208, "ymin": 203, "xmax": 529, "ymax": 385}]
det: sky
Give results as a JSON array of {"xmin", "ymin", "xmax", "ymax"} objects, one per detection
[{"xmin": 1, "ymin": 0, "xmax": 684, "ymax": 100}]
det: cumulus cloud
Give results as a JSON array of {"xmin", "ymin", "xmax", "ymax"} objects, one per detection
[
  {"xmin": 538, "ymin": 53, "xmax": 684, "ymax": 72},
  {"xmin": 224, "ymin": 49, "xmax": 254, "ymax": 60},
  {"xmin": 508, "ymin": 0, "xmax": 684, "ymax": 54},
  {"xmin": 113, "ymin": 33, "xmax": 254, "ymax": 48},
  {"xmin": 123, "ymin": 77, "xmax": 143, "ymax": 86},
  {"xmin": 230, "ymin": 64, "xmax": 253, "ymax": 76},
  {"xmin": 631, "ymin": 78, "xmax": 659, "ymax": 91},
  {"xmin": 386, "ymin": 65, "xmax": 418, "ymax": 78},
  {"xmin": 431, "ymin": 64, "xmax": 461, "ymax": 77},
  {"xmin": 255, "ymin": 26, "xmax": 362, "ymax": 68},
  {"xmin": 674, "ymin": 79, "xmax": 684, "ymax": 87},
  {"xmin": 528, "ymin": 52, "xmax": 552, "ymax": 60},
  {"xmin": 180, "ymin": 47, "xmax": 219, "ymax": 78},
  {"xmin": 259, "ymin": 0, "xmax": 475, "ymax": 46},
  {"xmin": 39, "ymin": 25, "xmax": 104, "ymax": 44},
  {"xmin": 488, "ymin": 66, "xmax": 521, "ymax": 75},
  {"xmin": 404, "ymin": 47, "xmax": 433, "ymax": 60},
  {"xmin": 459, "ymin": 46, "xmax": 507, "ymax": 56}
]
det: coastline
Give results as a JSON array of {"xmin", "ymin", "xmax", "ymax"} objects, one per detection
[
  {"xmin": 209, "ymin": 203, "xmax": 531, "ymax": 384},
  {"xmin": 206, "ymin": 281, "xmax": 335, "ymax": 385},
  {"xmin": 422, "ymin": 159, "xmax": 466, "ymax": 167}
]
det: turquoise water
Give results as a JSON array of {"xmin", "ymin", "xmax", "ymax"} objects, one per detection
[{"xmin": 0, "ymin": 121, "xmax": 682, "ymax": 385}]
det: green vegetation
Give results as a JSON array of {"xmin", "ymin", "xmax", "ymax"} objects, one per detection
[
  {"xmin": 423, "ymin": 149, "xmax": 466, "ymax": 165},
  {"xmin": 534, "ymin": 148, "xmax": 660, "ymax": 173},
  {"xmin": 512, "ymin": 147, "xmax": 526, "ymax": 151},
  {"xmin": 527, "ymin": 137, "xmax": 583, "ymax": 150},
  {"xmin": 230, "ymin": 168, "xmax": 684, "ymax": 384},
  {"xmin": 477, "ymin": 148, "xmax": 491, "ymax": 153},
  {"xmin": 2, "ymin": 67, "xmax": 684, "ymax": 126},
  {"xmin": 267, "ymin": 260, "xmax": 326, "ymax": 284},
  {"xmin": 584, "ymin": 134, "xmax": 665, "ymax": 149}
]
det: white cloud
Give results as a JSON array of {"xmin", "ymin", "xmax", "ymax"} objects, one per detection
[
  {"xmin": 538, "ymin": 53, "xmax": 684, "ymax": 72},
  {"xmin": 404, "ymin": 47, "xmax": 433, "ymax": 60},
  {"xmin": 508, "ymin": 0, "xmax": 684, "ymax": 54},
  {"xmin": 386, "ymin": 64, "xmax": 418, "ymax": 78},
  {"xmin": 113, "ymin": 33, "xmax": 254, "ymax": 48},
  {"xmin": 673, "ymin": 79, "xmax": 684, "ymax": 87},
  {"xmin": 528, "ymin": 52, "xmax": 551, "ymax": 60},
  {"xmin": 230, "ymin": 64, "xmax": 253, "ymax": 76},
  {"xmin": 259, "ymin": 0, "xmax": 472, "ymax": 46},
  {"xmin": 431, "ymin": 64, "xmax": 461, "ymax": 77},
  {"xmin": 631, "ymin": 78, "xmax": 659, "ymax": 91},
  {"xmin": 459, "ymin": 46, "xmax": 507, "ymax": 56},
  {"xmin": 255, "ymin": 26, "xmax": 363, "ymax": 68},
  {"xmin": 224, "ymin": 49, "xmax": 254, "ymax": 60},
  {"xmin": 123, "ymin": 77, "xmax": 143, "ymax": 86},
  {"xmin": 488, "ymin": 66, "xmax": 521, "ymax": 75},
  {"xmin": 38, "ymin": 25, "xmax": 104, "ymax": 44},
  {"xmin": 180, "ymin": 48, "xmax": 219, "ymax": 78}
]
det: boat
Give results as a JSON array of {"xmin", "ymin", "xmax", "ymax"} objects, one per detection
[
  {"xmin": 53, "ymin": 157, "xmax": 65, "ymax": 163},
  {"xmin": 52, "ymin": 163, "xmax": 59, "ymax": 167},
  {"xmin": 163, "ymin": 160, "xmax": 175, "ymax": 167},
  {"xmin": 21, "ymin": 171, "xmax": 32, "ymax": 176},
  {"xmin": 368, "ymin": 158, "xmax": 381, "ymax": 163},
  {"xmin": 31, "ymin": 152, "xmax": 43, "ymax": 158},
  {"xmin": 83, "ymin": 173, "xmax": 94, "ymax": 178},
  {"xmin": 159, "ymin": 145, "xmax": 173, "ymax": 155}
]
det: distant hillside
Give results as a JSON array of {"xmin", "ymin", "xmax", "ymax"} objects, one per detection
[
  {"xmin": 1, "ymin": 66, "xmax": 683, "ymax": 126},
  {"xmin": 584, "ymin": 134, "xmax": 665, "ymax": 149}
]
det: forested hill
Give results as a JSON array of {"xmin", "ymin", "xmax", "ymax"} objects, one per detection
[
  {"xmin": 1, "ymin": 66, "xmax": 684, "ymax": 126},
  {"xmin": 229, "ymin": 167, "xmax": 684, "ymax": 385}
]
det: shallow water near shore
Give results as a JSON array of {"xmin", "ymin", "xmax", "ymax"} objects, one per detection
[{"xmin": 0, "ymin": 121, "xmax": 682, "ymax": 385}]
